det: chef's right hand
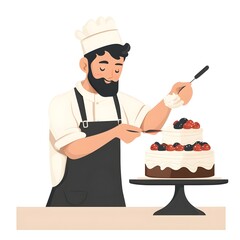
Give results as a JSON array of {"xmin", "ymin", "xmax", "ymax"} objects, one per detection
[
  {"xmin": 170, "ymin": 82, "xmax": 193, "ymax": 105},
  {"xmin": 114, "ymin": 124, "xmax": 141, "ymax": 143}
]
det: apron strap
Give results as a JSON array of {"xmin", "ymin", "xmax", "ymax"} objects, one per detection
[
  {"xmin": 113, "ymin": 95, "xmax": 122, "ymax": 124},
  {"xmin": 74, "ymin": 88, "xmax": 88, "ymax": 127},
  {"xmin": 74, "ymin": 87, "xmax": 122, "ymax": 125}
]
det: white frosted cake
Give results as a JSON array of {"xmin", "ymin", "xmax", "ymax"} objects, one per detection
[{"xmin": 145, "ymin": 118, "xmax": 215, "ymax": 178}]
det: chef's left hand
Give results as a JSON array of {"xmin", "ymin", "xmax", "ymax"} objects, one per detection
[{"xmin": 114, "ymin": 124, "xmax": 141, "ymax": 143}]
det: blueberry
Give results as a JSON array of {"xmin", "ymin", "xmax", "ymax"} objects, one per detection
[
  {"xmin": 174, "ymin": 122, "xmax": 184, "ymax": 129},
  {"xmin": 179, "ymin": 118, "xmax": 188, "ymax": 124},
  {"xmin": 158, "ymin": 144, "xmax": 166, "ymax": 151},
  {"xmin": 184, "ymin": 144, "xmax": 193, "ymax": 151},
  {"xmin": 173, "ymin": 142, "xmax": 180, "ymax": 147},
  {"xmin": 154, "ymin": 142, "xmax": 166, "ymax": 151}
]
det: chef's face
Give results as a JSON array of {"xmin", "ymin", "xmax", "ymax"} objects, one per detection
[{"xmin": 88, "ymin": 51, "xmax": 124, "ymax": 97}]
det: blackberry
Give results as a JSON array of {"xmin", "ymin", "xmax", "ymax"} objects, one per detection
[
  {"xmin": 174, "ymin": 122, "xmax": 184, "ymax": 129},
  {"xmin": 158, "ymin": 144, "xmax": 166, "ymax": 151},
  {"xmin": 173, "ymin": 142, "xmax": 180, "ymax": 147},
  {"xmin": 184, "ymin": 144, "xmax": 193, "ymax": 151},
  {"xmin": 179, "ymin": 118, "xmax": 188, "ymax": 124}
]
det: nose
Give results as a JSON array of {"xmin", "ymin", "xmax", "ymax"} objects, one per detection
[
  {"xmin": 105, "ymin": 69, "xmax": 114, "ymax": 80},
  {"xmin": 105, "ymin": 69, "xmax": 119, "ymax": 81}
]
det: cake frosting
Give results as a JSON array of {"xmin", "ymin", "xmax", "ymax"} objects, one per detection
[
  {"xmin": 162, "ymin": 126, "xmax": 203, "ymax": 145},
  {"xmin": 145, "ymin": 118, "xmax": 215, "ymax": 178}
]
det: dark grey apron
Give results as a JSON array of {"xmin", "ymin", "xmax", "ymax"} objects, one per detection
[{"xmin": 46, "ymin": 88, "xmax": 125, "ymax": 206}]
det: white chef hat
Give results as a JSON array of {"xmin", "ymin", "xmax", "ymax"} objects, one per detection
[{"xmin": 75, "ymin": 17, "xmax": 122, "ymax": 55}]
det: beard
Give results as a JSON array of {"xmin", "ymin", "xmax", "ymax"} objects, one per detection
[{"xmin": 87, "ymin": 68, "xmax": 119, "ymax": 97}]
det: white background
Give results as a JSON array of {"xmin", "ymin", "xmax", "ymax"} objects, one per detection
[{"xmin": 1, "ymin": 0, "xmax": 240, "ymax": 239}]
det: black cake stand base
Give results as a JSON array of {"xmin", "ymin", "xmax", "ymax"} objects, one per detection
[
  {"xmin": 153, "ymin": 184, "xmax": 204, "ymax": 215},
  {"xmin": 129, "ymin": 178, "xmax": 228, "ymax": 215}
]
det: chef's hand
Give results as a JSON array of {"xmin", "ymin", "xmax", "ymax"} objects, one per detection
[
  {"xmin": 170, "ymin": 82, "xmax": 193, "ymax": 105},
  {"xmin": 114, "ymin": 124, "xmax": 141, "ymax": 143}
]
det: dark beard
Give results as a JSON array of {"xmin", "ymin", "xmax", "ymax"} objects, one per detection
[{"xmin": 87, "ymin": 68, "xmax": 119, "ymax": 97}]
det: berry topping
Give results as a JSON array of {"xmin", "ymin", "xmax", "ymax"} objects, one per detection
[
  {"xmin": 179, "ymin": 118, "xmax": 188, "ymax": 124},
  {"xmin": 152, "ymin": 142, "xmax": 167, "ymax": 151},
  {"xmin": 173, "ymin": 118, "xmax": 188, "ymax": 129},
  {"xmin": 193, "ymin": 143, "xmax": 202, "ymax": 151},
  {"xmin": 173, "ymin": 142, "xmax": 180, "ymax": 147},
  {"xmin": 184, "ymin": 144, "xmax": 193, "ymax": 151},
  {"xmin": 193, "ymin": 122, "xmax": 200, "ymax": 129},
  {"xmin": 174, "ymin": 122, "xmax": 184, "ymax": 129},
  {"xmin": 202, "ymin": 143, "xmax": 211, "ymax": 150},
  {"xmin": 194, "ymin": 141, "xmax": 202, "ymax": 145},
  {"xmin": 173, "ymin": 120, "xmax": 179, "ymax": 126},
  {"xmin": 158, "ymin": 144, "xmax": 167, "ymax": 151},
  {"xmin": 150, "ymin": 141, "xmax": 211, "ymax": 151},
  {"xmin": 162, "ymin": 143, "xmax": 168, "ymax": 148},
  {"xmin": 175, "ymin": 144, "xmax": 184, "ymax": 151},
  {"xmin": 183, "ymin": 120, "xmax": 195, "ymax": 129},
  {"xmin": 183, "ymin": 122, "xmax": 192, "ymax": 129},
  {"xmin": 150, "ymin": 143, "xmax": 159, "ymax": 150},
  {"xmin": 166, "ymin": 144, "xmax": 175, "ymax": 151},
  {"xmin": 173, "ymin": 118, "xmax": 201, "ymax": 129},
  {"xmin": 188, "ymin": 119, "xmax": 194, "ymax": 125}
]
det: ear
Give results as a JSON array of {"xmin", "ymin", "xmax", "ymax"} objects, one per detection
[{"xmin": 79, "ymin": 57, "xmax": 89, "ymax": 74}]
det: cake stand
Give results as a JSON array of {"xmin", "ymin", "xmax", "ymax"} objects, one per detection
[{"xmin": 129, "ymin": 178, "xmax": 228, "ymax": 215}]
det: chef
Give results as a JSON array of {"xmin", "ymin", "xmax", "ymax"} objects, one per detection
[{"xmin": 46, "ymin": 17, "xmax": 192, "ymax": 206}]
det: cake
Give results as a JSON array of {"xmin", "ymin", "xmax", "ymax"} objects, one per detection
[{"xmin": 145, "ymin": 118, "xmax": 215, "ymax": 178}]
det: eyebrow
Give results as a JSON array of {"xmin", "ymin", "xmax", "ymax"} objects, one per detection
[
  {"xmin": 99, "ymin": 61, "xmax": 123, "ymax": 66},
  {"xmin": 99, "ymin": 61, "xmax": 109, "ymax": 64}
]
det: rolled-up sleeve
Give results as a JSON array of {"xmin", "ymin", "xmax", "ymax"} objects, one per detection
[
  {"xmin": 118, "ymin": 93, "xmax": 151, "ymax": 127},
  {"xmin": 49, "ymin": 93, "xmax": 86, "ymax": 151}
]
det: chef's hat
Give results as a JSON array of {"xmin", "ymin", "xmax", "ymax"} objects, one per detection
[{"xmin": 75, "ymin": 17, "xmax": 122, "ymax": 55}]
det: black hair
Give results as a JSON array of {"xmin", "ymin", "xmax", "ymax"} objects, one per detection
[{"xmin": 84, "ymin": 43, "xmax": 131, "ymax": 65}]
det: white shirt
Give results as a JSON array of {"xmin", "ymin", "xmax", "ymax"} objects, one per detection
[{"xmin": 49, "ymin": 81, "xmax": 150, "ymax": 186}]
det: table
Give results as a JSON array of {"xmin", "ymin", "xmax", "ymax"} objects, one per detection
[
  {"xmin": 16, "ymin": 207, "xmax": 226, "ymax": 230},
  {"xmin": 129, "ymin": 177, "xmax": 228, "ymax": 215}
]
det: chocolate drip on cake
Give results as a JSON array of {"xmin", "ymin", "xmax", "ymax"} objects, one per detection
[{"xmin": 145, "ymin": 164, "xmax": 215, "ymax": 178}]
